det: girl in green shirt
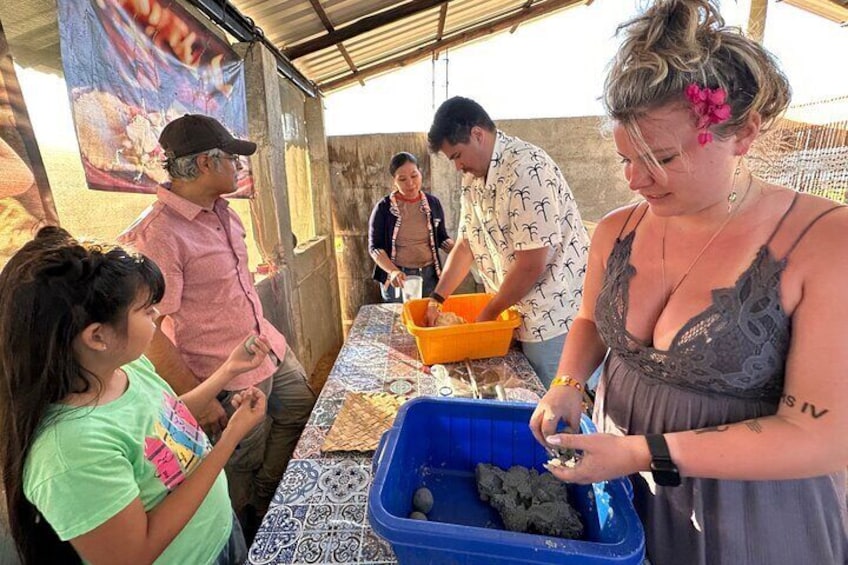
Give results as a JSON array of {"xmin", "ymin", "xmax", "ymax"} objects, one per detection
[{"xmin": 0, "ymin": 227, "xmax": 270, "ymax": 564}]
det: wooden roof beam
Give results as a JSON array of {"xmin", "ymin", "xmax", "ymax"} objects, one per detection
[
  {"xmin": 436, "ymin": 3, "xmax": 448, "ymax": 41},
  {"xmin": 285, "ymin": 0, "xmax": 449, "ymax": 60},
  {"xmin": 304, "ymin": 0, "xmax": 364, "ymax": 84},
  {"xmin": 510, "ymin": 0, "xmax": 536, "ymax": 34},
  {"xmin": 338, "ymin": 45, "xmax": 365, "ymax": 86},
  {"xmin": 319, "ymin": 0, "xmax": 589, "ymax": 92},
  {"xmin": 306, "ymin": 0, "xmax": 335, "ymax": 31},
  {"xmin": 778, "ymin": 0, "xmax": 848, "ymax": 25}
]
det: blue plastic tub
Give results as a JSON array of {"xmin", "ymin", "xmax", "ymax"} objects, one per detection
[{"xmin": 368, "ymin": 397, "xmax": 645, "ymax": 565}]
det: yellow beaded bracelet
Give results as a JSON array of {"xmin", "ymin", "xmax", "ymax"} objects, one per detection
[{"xmin": 550, "ymin": 375, "xmax": 584, "ymax": 392}]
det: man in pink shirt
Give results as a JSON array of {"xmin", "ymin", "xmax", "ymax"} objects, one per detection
[{"xmin": 119, "ymin": 114, "xmax": 316, "ymax": 534}]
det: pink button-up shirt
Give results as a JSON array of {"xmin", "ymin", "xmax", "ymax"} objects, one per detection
[{"xmin": 119, "ymin": 187, "xmax": 287, "ymax": 391}]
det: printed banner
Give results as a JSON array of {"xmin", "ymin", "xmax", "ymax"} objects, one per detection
[
  {"xmin": 57, "ymin": 0, "xmax": 254, "ymax": 195},
  {"xmin": 0, "ymin": 21, "xmax": 60, "ymax": 269}
]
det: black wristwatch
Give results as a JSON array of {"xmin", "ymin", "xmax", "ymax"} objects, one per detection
[
  {"xmin": 645, "ymin": 434, "xmax": 681, "ymax": 487},
  {"xmin": 429, "ymin": 291, "xmax": 446, "ymax": 304}
]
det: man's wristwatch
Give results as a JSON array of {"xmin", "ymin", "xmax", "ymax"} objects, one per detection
[
  {"xmin": 645, "ymin": 434, "xmax": 681, "ymax": 487},
  {"xmin": 429, "ymin": 291, "xmax": 446, "ymax": 304}
]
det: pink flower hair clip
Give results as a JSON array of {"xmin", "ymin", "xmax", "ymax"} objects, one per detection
[{"xmin": 685, "ymin": 83, "xmax": 732, "ymax": 145}]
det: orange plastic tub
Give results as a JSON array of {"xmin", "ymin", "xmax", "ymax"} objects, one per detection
[{"xmin": 402, "ymin": 293, "xmax": 521, "ymax": 365}]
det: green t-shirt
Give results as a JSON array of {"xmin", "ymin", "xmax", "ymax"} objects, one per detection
[{"xmin": 23, "ymin": 356, "xmax": 231, "ymax": 564}]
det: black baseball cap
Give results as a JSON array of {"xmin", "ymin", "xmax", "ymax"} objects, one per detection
[{"xmin": 159, "ymin": 114, "xmax": 257, "ymax": 159}]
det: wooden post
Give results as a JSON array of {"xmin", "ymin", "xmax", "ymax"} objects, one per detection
[{"xmin": 747, "ymin": 0, "xmax": 768, "ymax": 43}]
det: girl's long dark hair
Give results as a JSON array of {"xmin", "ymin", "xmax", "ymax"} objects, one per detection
[{"xmin": 0, "ymin": 227, "xmax": 164, "ymax": 564}]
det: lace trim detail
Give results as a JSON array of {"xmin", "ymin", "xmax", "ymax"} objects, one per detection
[{"xmin": 596, "ymin": 232, "xmax": 789, "ymax": 401}]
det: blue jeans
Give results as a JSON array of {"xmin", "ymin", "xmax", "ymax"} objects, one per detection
[
  {"xmin": 520, "ymin": 333, "xmax": 566, "ymax": 389},
  {"xmin": 380, "ymin": 264, "xmax": 439, "ymax": 303},
  {"xmin": 217, "ymin": 348, "xmax": 316, "ymax": 512},
  {"xmin": 213, "ymin": 513, "xmax": 247, "ymax": 565}
]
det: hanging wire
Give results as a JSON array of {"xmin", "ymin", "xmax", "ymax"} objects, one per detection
[
  {"xmin": 444, "ymin": 48, "xmax": 449, "ymax": 100},
  {"xmin": 431, "ymin": 51, "xmax": 436, "ymax": 110}
]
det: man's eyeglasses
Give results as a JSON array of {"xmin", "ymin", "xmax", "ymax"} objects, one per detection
[{"xmin": 212, "ymin": 153, "xmax": 244, "ymax": 168}]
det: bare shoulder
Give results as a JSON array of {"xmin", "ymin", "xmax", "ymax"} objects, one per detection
[
  {"xmin": 790, "ymin": 191, "xmax": 847, "ymax": 242},
  {"xmin": 580, "ymin": 202, "xmax": 645, "ymax": 265}
]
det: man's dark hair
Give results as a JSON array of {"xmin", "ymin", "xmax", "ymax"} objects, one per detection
[
  {"xmin": 427, "ymin": 97, "xmax": 496, "ymax": 153},
  {"xmin": 388, "ymin": 152, "xmax": 418, "ymax": 176}
]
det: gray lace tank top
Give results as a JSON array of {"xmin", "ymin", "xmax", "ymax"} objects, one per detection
[{"xmin": 595, "ymin": 194, "xmax": 842, "ymax": 402}]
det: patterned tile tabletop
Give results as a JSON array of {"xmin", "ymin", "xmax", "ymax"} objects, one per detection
[{"xmin": 248, "ymin": 304, "xmax": 546, "ymax": 564}]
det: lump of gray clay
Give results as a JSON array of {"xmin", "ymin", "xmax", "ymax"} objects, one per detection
[
  {"xmin": 413, "ymin": 487, "xmax": 434, "ymax": 513},
  {"xmin": 475, "ymin": 463, "xmax": 584, "ymax": 539},
  {"xmin": 409, "ymin": 511, "xmax": 428, "ymax": 520}
]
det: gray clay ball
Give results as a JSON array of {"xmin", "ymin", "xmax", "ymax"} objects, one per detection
[
  {"xmin": 412, "ymin": 487, "xmax": 434, "ymax": 513},
  {"xmin": 409, "ymin": 511, "xmax": 428, "ymax": 520}
]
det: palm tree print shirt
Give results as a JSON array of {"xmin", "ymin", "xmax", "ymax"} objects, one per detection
[{"xmin": 459, "ymin": 131, "xmax": 590, "ymax": 341}]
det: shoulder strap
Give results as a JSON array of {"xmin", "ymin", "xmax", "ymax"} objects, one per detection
[
  {"xmin": 617, "ymin": 202, "xmax": 649, "ymax": 240},
  {"xmin": 783, "ymin": 204, "xmax": 845, "ymax": 259},
  {"xmin": 764, "ymin": 191, "xmax": 800, "ymax": 246}
]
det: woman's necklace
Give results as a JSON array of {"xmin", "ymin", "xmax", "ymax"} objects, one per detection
[
  {"xmin": 661, "ymin": 174, "xmax": 755, "ymax": 302},
  {"xmin": 395, "ymin": 191, "xmax": 422, "ymax": 203}
]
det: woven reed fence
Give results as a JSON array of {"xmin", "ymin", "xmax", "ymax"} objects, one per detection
[{"xmin": 750, "ymin": 95, "xmax": 848, "ymax": 204}]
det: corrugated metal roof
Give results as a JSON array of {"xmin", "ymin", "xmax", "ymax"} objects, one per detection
[
  {"xmin": 2, "ymin": 0, "xmax": 847, "ymax": 94},
  {"xmin": 233, "ymin": 0, "xmax": 592, "ymax": 91}
]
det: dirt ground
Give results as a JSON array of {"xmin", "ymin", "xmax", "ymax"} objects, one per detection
[{"xmin": 308, "ymin": 347, "xmax": 339, "ymax": 395}]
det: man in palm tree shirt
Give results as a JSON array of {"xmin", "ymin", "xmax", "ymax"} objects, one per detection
[{"xmin": 425, "ymin": 96, "xmax": 590, "ymax": 387}]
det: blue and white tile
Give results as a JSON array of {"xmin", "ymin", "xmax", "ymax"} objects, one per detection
[
  {"xmin": 274, "ymin": 460, "xmax": 322, "ymax": 505},
  {"xmin": 292, "ymin": 529, "xmax": 363, "ymax": 563},
  {"xmin": 318, "ymin": 460, "xmax": 371, "ymax": 504},
  {"xmin": 249, "ymin": 505, "xmax": 305, "ymax": 564}
]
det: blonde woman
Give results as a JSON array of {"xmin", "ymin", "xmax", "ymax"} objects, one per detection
[{"xmin": 530, "ymin": 1, "xmax": 847, "ymax": 563}]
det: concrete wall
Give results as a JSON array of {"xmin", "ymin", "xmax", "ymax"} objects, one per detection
[
  {"xmin": 238, "ymin": 42, "xmax": 342, "ymax": 375},
  {"xmin": 328, "ymin": 133, "xmax": 427, "ymax": 333},
  {"xmin": 497, "ymin": 116, "xmax": 636, "ymax": 222},
  {"xmin": 328, "ymin": 115, "xmax": 637, "ymax": 330},
  {"xmin": 281, "ymin": 81, "xmax": 316, "ymax": 244},
  {"xmin": 291, "ymin": 94, "xmax": 343, "ymax": 371}
]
